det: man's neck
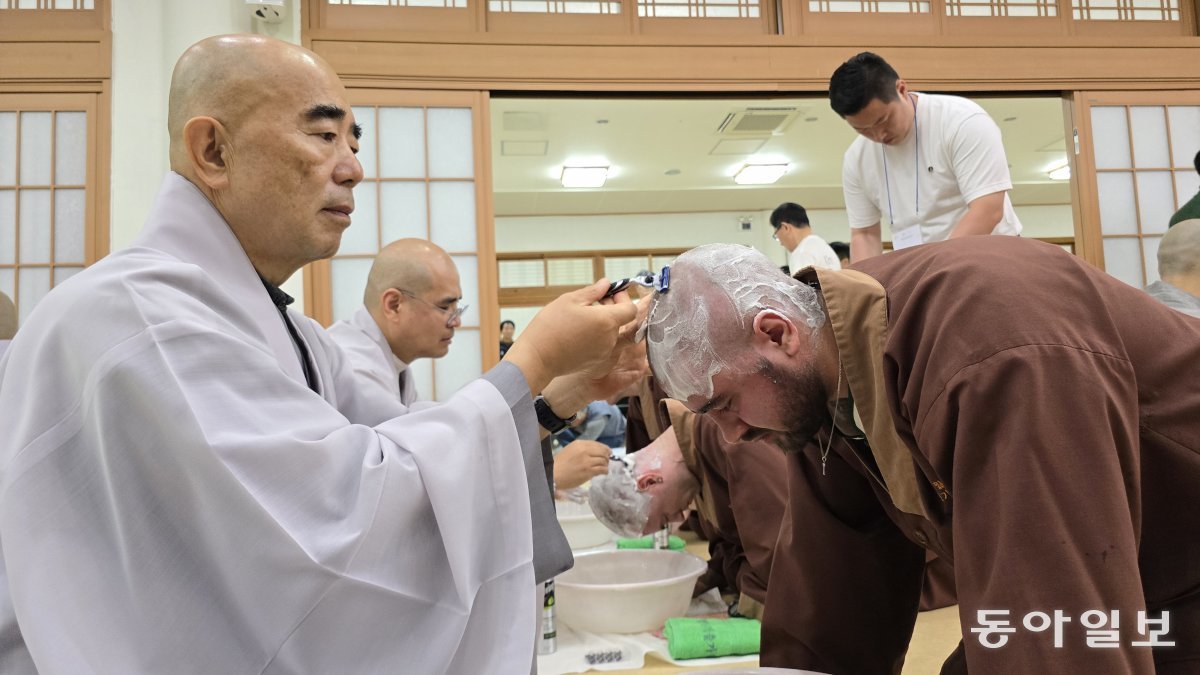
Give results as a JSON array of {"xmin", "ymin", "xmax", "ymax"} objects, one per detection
[{"xmin": 1164, "ymin": 274, "xmax": 1200, "ymax": 299}]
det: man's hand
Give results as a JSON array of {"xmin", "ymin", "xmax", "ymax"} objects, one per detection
[
  {"xmin": 503, "ymin": 280, "xmax": 638, "ymax": 395},
  {"xmin": 539, "ymin": 300, "xmax": 650, "ymax": 419},
  {"xmin": 553, "ymin": 440, "xmax": 611, "ymax": 491}
]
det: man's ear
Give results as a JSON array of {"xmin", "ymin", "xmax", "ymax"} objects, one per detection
[
  {"xmin": 752, "ymin": 310, "xmax": 801, "ymax": 356},
  {"xmin": 636, "ymin": 472, "xmax": 663, "ymax": 492},
  {"xmin": 183, "ymin": 116, "xmax": 232, "ymax": 191},
  {"xmin": 895, "ymin": 78, "xmax": 909, "ymax": 98},
  {"xmin": 380, "ymin": 288, "xmax": 404, "ymax": 319}
]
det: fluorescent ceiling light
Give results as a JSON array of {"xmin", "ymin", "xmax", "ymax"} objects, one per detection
[
  {"xmin": 1046, "ymin": 161, "xmax": 1071, "ymax": 181},
  {"xmin": 560, "ymin": 166, "xmax": 609, "ymax": 188},
  {"xmin": 734, "ymin": 163, "xmax": 788, "ymax": 185}
]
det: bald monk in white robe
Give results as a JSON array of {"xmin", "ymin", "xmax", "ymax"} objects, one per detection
[
  {"xmin": 0, "ymin": 35, "xmax": 637, "ymax": 674},
  {"xmin": 329, "ymin": 238, "xmax": 463, "ymax": 406}
]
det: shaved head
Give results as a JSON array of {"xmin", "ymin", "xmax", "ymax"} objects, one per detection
[
  {"xmin": 366, "ymin": 239, "xmax": 464, "ymax": 363},
  {"xmin": 364, "ymin": 239, "xmax": 456, "ymax": 309},
  {"xmin": 0, "ymin": 291, "xmax": 15, "ymax": 340},
  {"xmin": 1159, "ymin": 219, "xmax": 1200, "ymax": 280},
  {"xmin": 170, "ymin": 35, "xmax": 325, "ymax": 172}
]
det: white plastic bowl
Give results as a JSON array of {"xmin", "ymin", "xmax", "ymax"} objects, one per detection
[
  {"xmin": 555, "ymin": 549, "xmax": 707, "ymax": 634},
  {"xmin": 555, "ymin": 499, "xmax": 613, "ymax": 550}
]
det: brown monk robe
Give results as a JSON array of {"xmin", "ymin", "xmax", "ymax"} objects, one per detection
[
  {"xmin": 762, "ymin": 237, "xmax": 1200, "ymax": 674},
  {"xmin": 626, "ymin": 378, "xmax": 955, "ymax": 620}
]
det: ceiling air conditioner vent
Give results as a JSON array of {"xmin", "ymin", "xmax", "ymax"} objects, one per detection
[{"xmin": 717, "ymin": 107, "xmax": 801, "ymax": 136}]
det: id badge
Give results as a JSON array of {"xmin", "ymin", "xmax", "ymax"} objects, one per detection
[{"xmin": 892, "ymin": 223, "xmax": 924, "ymax": 250}]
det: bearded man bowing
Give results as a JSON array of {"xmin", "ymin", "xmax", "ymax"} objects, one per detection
[{"xmin": 0, "ymin": 35, "xmax": 637, "ymax": 674}]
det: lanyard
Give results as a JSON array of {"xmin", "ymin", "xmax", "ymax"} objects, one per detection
[{"xmin": 882, "ymin": 93, "xmax": 920, "ymax": 228}]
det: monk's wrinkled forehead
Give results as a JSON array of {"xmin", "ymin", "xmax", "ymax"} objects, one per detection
[{"xmin": 168, "ymin": 34, "xmax": 345, "ymax": 138}]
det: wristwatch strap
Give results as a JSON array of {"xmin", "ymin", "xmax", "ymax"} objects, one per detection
[{"xmin": 535, "ymin": 396, "xmax": 577, "ymax": 434}]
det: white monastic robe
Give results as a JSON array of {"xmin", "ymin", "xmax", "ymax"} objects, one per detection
[
  {"xmin": 328, "ymin": 306, "xmax": 421, "ymax": 406},
  {"xmin": 0, "ymin": 172, "xmax": 570, "ymax": 674}
]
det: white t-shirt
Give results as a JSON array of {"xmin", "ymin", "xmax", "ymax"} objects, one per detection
[
  {"xmin": 788, "ymin": 233, "xmax": 841, "ymax": 272},
  {"xmin": 842, "ymin": 92, "xmax": 1022, "ymax": 247}
]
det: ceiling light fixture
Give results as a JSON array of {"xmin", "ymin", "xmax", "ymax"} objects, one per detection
[
  {"xmin": 560, "ymin": 166, "xmax": 609, "ymax": 188},
  {"xmin": 1046, "ymin": 161, "xmax": 1071, "ymax": 181},
  {"xmin": 734, "ymin": 163, "xmax": 788, "ymax": 185}
]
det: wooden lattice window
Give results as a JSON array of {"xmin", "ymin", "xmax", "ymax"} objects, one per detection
[
  {"xmin": 637, "ymin": 0, "xmax": 761, "ymax": 18},
  {"xmin": 0, "ymin": 0, "xmax": 93, "ymax": 8},
  {"xmin": 1084, "ymin": 101, "xmax": 1200, "ymax": 286},
  {"xmin": 0, "ymin": 98, "xmax": 103, "ymax": 325},
  {"xmin": 489, "ymin": 0, "xmax": 621, "ymax": 12},
  {"xmin": 1072, "ymin": 0, "xmax": 1178, "ymax": 20},
  {"xmin": 945, "ymin": 0, "xmax": 1056, "ymax": 16},
  {"xmin": 808, "ymin": 0, "xmax": 929, "ymax": 13},
  {"xmin": 498, "ymin": 249, "xmax": 682, "ymax": 307},
  {"xmin": 327, "ymin": 0, "xmax": 465, "ymax": 6}
]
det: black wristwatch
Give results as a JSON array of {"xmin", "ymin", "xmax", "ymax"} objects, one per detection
[{"xmin": 534, "ymin": 396, "xmax": 577, "ymax": 434}]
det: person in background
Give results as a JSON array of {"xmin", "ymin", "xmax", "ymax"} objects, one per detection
[
  {"xmin": 0, "ymin": 291, "xmax": 14, "ymax": 361},
  {"xmin": 1169, "ymin": 151, "xmax": 1200, "ymax": 228},
  {"xmin": 500, "ymin": 319, "xmax": 515, "ymax": 358},
  {"xmin": 644, "ymin": 239, "xmax": 1198, "ymax": 674},
  {"xmin": 328, "ymin": 238, "xmax": 462, "ymax": 406},
  {"xmin": 0, "ymin": 34, "xmax": 641, "ymax": 674},
  {"xmin": 1145, "ymin": 218, "xmax": 1200, "ymax": 318},
  {"xmin": 770, "ymin": 202, "xmax": 840, "ymax": 273},
  {"xmin": 831, "ymin": 52, "xmax": 1021, "ymax": 262},
  {"xmin": 829, "ymin": 241, "xmax": 851, "ymax": 268},
  {"xmin": 557, "ymin": 399, "xmax": 627, "ymax": 449}
]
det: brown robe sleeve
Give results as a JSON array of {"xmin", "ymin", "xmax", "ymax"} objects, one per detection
[
  {"xmin": 916, "ymin": 345, "xmax": 1153, "ymax": 674},
  {"xmin": 761, "ymin": 430, "xmax": 926, "ymax": 674},
  {"xmin": 624, "ymin": 375, "xmax": 670, "ymax": 452},
  {"xmin": 689, "ymin": 413, "xmax": 788, "ymax": 618}
]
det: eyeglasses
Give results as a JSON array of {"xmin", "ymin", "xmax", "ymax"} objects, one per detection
[
  {"xmin": 772, "ymin": 227, "xmax": 782, "ymax": 242},
  {"xmin": 396, "ymin": 289, "xmax": 468, "ymax": 327}
]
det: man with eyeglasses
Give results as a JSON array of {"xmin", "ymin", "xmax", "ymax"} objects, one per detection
[
  {"xmin": 770, "ymin": 202, "xmax": 840, "ymax": 274},
  {"xmin": 329, "ymin": 238, "xmax": 466, "ymax": 406}
]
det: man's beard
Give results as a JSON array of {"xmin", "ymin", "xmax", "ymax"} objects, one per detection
[{"xmin": 755, "ymin": 357, "xmax": 830, "ymax": 452}]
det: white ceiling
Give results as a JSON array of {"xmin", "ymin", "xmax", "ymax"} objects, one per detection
[{"xmin": 490, "ymin": 95, "xmax": 1072, "ymax": 216}]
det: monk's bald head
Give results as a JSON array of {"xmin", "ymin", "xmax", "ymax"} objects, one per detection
[
  {"xmin": 168, "ymin": 35, "xmax": 334, "ymax": 172},
  {"xmin": 1159, "ymin": 219, "xmax": 1200, "ymax": 282},
  {"xmin": 0, "ymin": 290, "xmax": 15, "ymax": 340},
  {"xmin": 364, "ymin": 239, "xmax": 457, "ymax": 309}
]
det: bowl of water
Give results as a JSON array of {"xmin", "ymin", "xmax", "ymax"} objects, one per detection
[
  {"xmin": 555, "ymin": 549, "xmax": 707, "ymax": 634},
  {"xmin": 556, "ymin": 498, "xmax": 613, "ymax": 550}
]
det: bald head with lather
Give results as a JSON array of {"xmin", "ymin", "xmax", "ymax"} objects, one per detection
[{"xmin": 365, "ymin": 239, "xmax": 464, "ymax": 364}]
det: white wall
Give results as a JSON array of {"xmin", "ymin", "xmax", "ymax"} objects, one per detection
[
  {"xmin": 496, "ymin": 209, "xmax": 791, "ymax": 266},
  {"xmin": 110, "ymin": 0, "xmax": 304, "ymax": 305},
  {"xmin": 496, "ymin": 202, "xmax": 1074, "ymax": 271}
]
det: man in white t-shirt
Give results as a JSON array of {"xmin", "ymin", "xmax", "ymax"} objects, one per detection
[
  {"xmin": 770, "ymin": 202, "xmax": 841, "ymax": 273},
  {"xmin": 829, "ymin": 52, "xmax": 1021, "ymax": 262},
  {"xmin": 328, "ymin": 238, "xmax": 464, "ymax": 406}
]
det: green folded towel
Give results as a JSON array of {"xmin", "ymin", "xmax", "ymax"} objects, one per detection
[
  {"xmin": 663, "ymin": 617, "xmax": 761, "ymax": 660},
  {"xmin": 615, "ymin": 535, "xmax": 685, "ymax": 550}
]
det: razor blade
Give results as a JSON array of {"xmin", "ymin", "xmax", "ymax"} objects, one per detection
[{"xmin": 603, "ymin": 266, "xmax": 670, "ymax": 299}]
